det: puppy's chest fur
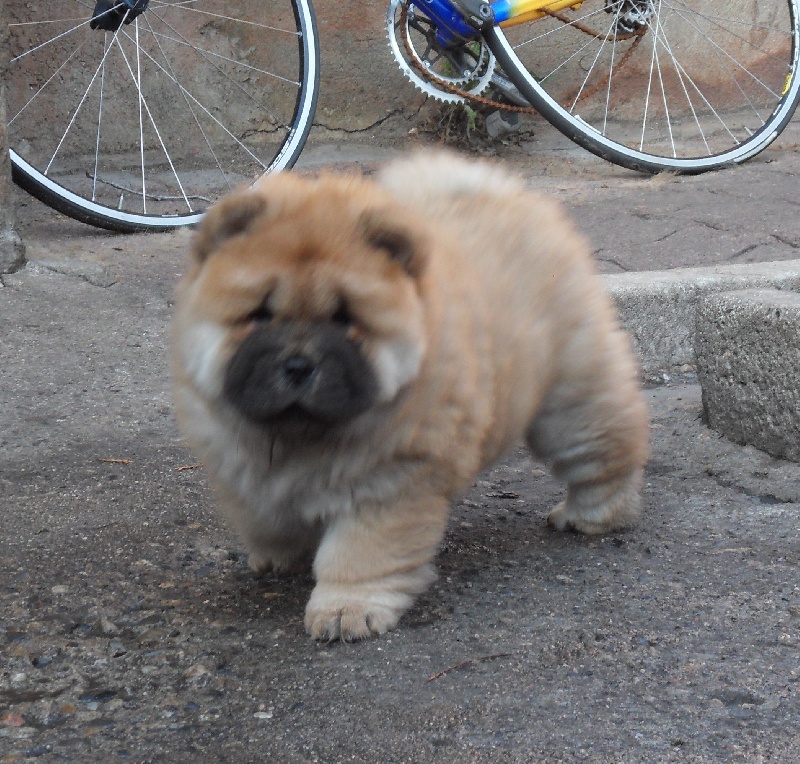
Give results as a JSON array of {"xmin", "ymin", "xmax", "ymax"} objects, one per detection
[{"xmin": 184, "ymin": 390, "xmax": 416, "ymax": 527}]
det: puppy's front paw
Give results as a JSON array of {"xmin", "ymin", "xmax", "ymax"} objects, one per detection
[{"xmin": 304, "ymin": 582, "xmax": 419, "ymax": 642}]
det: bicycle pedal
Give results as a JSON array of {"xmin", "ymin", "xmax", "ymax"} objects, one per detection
[{"xmin": 485, "ymin": 110, "xmax": 520, "ymax": 139}]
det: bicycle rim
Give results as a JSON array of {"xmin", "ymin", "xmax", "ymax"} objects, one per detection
[
  {"xmin": 486, "ymin": 1, "xmax": 800, "ymax": 174},
  {"xmin": 6, "ymin": 0, "xmax": 320, "ymax": 231}
]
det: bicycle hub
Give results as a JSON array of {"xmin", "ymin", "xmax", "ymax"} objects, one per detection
[{"xmin": 90, "ymin": 0, "xmax": 150, "ymax": 32}]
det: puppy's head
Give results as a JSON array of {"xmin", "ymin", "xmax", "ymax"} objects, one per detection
[{"xmin": 172, "ymin": 171, "xmax": 430, "ymax": 438}]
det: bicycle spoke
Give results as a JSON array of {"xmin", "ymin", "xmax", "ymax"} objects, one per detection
[
  {"xmin": 650, "ymin": 3, "xmax": 678, "ymax": 156},
  {"xmin": 663, "ymin": 42, "xmax": 742, "ymax": 143},
  {"xmin": 112, "ymin": 26, "xmax": 193, "ymax": 212},
  {"xmin": 45, "ymin": 14, "xmax": 129, "ymax": 175},
  {"xmin": 542, "ymin": 30, "xmax": 605, "ymax": 85},
  {"xmin": 10, "ymin": 18, "xmax": 91, "ymax": 62},
  {"xmin": 603, "ymin": 5, "xmax": 626, "ymax": 135},
  {"xmin": 666, "ymin": 0, "xmax": 793, "ymax": 36},
  {"xmin": 654, "ymin": 6, "xmax": 749, "ymax": 146},
  {"xmin": 117, "ymin": 29, "xmax": 273, "ymax": 169},
  {"xmin": 150, "ymin": 0, "xmax": 303, "ymax": 37},
  {"xmin": 147, "ymin": 28, "xmax": 301, "ymax": 87},
  {"xmin": 140, "ymin": 12, "xmax": 233, "ymax": 195},
  {"xmin": 570, "ymin": 19, "xmax": 616, "ymax": 112},
  {"xmin": 8, "ymin": 41, "xmax": 87, "ymax": 126},
  {"xmin": 142, "ymin": 6, "xmax": 293, "ymax": 124},
  {"xmin": 666, "ymin": 7, "xmax": 763, "ymax": 124},
  {"xmin": 92, "ymin": 36, "xmax": 108, "ymax": 202},
  {"xmin": 511, "ymin": 3, "xmax": 621, "ymax": 50},
  {"xmin": 135, "ymin": 20, "xmax": 148, "ymax": 212},
  {"xmin": 667, "ymin": 3, "xmax": 788, "ymax": 99}
]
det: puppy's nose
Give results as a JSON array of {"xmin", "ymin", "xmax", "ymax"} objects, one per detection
[{"xmin": 282, "ymin": 354, "xmax": 315, "ymax": 387}]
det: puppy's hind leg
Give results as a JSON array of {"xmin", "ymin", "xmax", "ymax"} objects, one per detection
[
  {"xmin": 527, "ymin": 334, "xmax": 649, "ymax": 535},
  {"xmin": 545, "ymin": 462, "xmax": 644, "ymax": 535}
]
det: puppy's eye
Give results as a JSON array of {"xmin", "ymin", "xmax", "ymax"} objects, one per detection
[
  {"xmin": 331, "ymin": 304, "xmax": 352, "ymax": 327},
  {"xmin": 247, "ymin": 302, "xmax": 275, "ymax": 323}
]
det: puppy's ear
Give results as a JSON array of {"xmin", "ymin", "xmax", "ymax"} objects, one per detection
[
  {"xmin": 361, "ymin": 211, "xmax": 428, "ymax": 279},
  {"xmin": 193, "ymin": 191, "xmax": 267, "ymax": 261}
]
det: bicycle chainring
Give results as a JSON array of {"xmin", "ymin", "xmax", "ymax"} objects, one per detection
[{"xmin": 386, "ymin": 0, "xmax": 495, "ymax": 104}]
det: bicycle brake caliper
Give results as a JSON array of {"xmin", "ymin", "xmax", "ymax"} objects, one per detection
[{"xmin": 90, "ymin": 0, "xmax": 150, "ymax": 32}]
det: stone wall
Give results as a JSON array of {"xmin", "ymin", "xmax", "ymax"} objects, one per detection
[{"xmin": 311, "ymin": 0, "xmax": 426, "ymax": 131}]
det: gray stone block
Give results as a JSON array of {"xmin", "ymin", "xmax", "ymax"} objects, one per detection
[
  {"xmin": 694, "ymin": 289, "xmax": 800, "ymax": 462},
  {"xmin": 603, "ymin": 260, "xmax": 800, "ymax": 376}
]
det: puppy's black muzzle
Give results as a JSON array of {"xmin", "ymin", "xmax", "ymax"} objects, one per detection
[
  {"xmin": 223, "ymin": 322, "xmax": 379, "ymax": 433},
  {"xmin": 281, "ymin": 354, "xmax": 316, "ymax": 388}
]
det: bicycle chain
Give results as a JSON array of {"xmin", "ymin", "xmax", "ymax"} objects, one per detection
[{"xmin": 399, "ymin": 3, "xmax": 645, "ymax": 113}]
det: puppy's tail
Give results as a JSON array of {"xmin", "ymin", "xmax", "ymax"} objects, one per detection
[{"xmin": 377, "ymin": 150, "xmax": 525, "ymax": 206}]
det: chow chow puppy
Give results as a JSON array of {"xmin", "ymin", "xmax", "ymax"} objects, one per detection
[{"xmin": 171, "ymin": 151, "xmax": 649, "ymax": 641}]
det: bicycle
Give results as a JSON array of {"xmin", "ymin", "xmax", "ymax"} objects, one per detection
[{"xmin": 6, "ymin": 1, "xmax": 800, "ymax": 233}]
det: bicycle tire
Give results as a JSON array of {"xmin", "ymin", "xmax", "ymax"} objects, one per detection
[
  {"xmin": 6, "ymin": 0, "xmax": 320, "ymax": 232},
  {"xmin": 484, "ymin": 1, "xmax": 800, "ymax": 174}
]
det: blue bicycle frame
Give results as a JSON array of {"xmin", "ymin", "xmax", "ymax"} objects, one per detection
[
  {"xmin": 408, "ymin": 0, "xmax": 585, "ymax": 46},
  {"xmin": 407, "ymin": 0, "xmax": 485, "ymax": 47}
]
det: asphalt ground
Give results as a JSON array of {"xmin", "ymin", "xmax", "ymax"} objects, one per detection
[{"xmin": 1, "ymin": 120, "xmax": 799, "ymax": 762}]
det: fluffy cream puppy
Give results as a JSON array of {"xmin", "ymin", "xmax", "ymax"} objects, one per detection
[{"xmin": 171, "ymin": 151, "xmax": 649, "ymax": 641}]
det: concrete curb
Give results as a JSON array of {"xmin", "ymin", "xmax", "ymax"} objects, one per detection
[
  {"xmin": 694, "ymin": 288, "xmax": 800, "ymax": 462},
  {"xmin": 603, "ymin": 259, "xmax": 800, "ymax": 376}
]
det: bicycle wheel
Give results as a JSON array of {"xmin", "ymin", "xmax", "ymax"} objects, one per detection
[
  {"xmin": 6, "ymin": 0, "xmax": 319, "ymax": 232},
  {"xmin": 485, "ymin": 1, "xmax": 800, "ymax": 173}
]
